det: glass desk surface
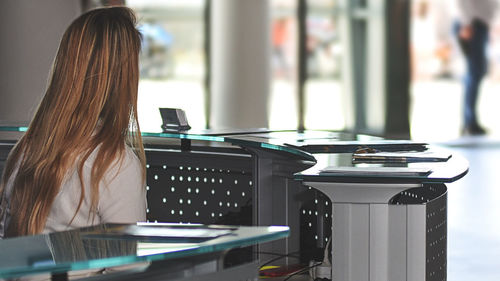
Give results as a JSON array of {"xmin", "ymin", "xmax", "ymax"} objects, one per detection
[
  {"xmin": 142, "ymin": 129, "xmax": 427, "ymax": 161},
  {"xmin": 0, "ymin": 125, "xmax": 414, "ymax": 149},
  {"xmin": 0, "ymin": 125, "xmax": 423, "ymax": 153},
  {"xmin": 0, "ymin": 122, "xmax": 28, "ymax": 132},
  {"xmin": 2, "ymin": 125, "xmax": 462, "ymax": 182},
  {"xmin": 0, "ymin": 125, "xmax": 391, "ymax": 161},
  {"xmin": 0, "ymin": 223, "xmax": 289, "ymax": 279},
  {"xmin": 142, "ymin": 129, "xmax": 372, "ymax": 153},
  {"xmin": 295, "ymin": 147, "xmax": 469, "ymax": 184}
]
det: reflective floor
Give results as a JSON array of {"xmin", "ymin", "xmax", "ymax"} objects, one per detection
[
  {"xmin": 443, "ymin": 140, "xmax": 500, "ymax": 281},
  {"xmin": 411, "ymin": 77, "xmax": 500, "ymax": 280},
  {"xmin": 411, "ymin": 78, "xmax": 500, "ymax": 142}
]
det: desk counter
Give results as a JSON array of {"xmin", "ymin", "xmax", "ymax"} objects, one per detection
[
  {"xmin": 0, "ymin": 126, "xmax": 469, "ymax": 281},
  {"xmin": 0, "ymin": 223, "xmax": 289, "ymax": 281}
]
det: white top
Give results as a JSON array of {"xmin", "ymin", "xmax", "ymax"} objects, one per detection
[
  {"xmin": 0, "ymin": 146, "xmax": 146, "ymax": 238},
  {"xmin": 453, "ymin": 0, "xmax": 499, "ymax": 25}
]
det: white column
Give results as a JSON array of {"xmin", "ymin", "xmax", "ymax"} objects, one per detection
[
  {"xmin": 0, "ymin": 0, "xmax": 81, "ymax": 123},
  {"xmin": 210, "ymin": 0, "xmax": 271, "ymax": 129}
]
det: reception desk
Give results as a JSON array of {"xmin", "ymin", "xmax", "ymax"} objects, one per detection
[
  {"xmin": 0, "ymin": 126, "xmax": 468, "ymax": 280},
  {"xmin": 295, "ymin": 150, "xmax": 467, "ymax": 281}
]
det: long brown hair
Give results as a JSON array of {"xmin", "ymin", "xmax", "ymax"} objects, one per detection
[{"xmin": 0, "ymin": 7, "xmax": 146, "ymax": 236}]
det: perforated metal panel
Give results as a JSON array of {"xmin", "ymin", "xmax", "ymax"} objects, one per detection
[
  {"xmin": 425, "ymin": 189, "xmax": 447, "ymax": 281},
  {"xmin": 145, "ymin": 148, "xmax": 254, "ymax": 226},
  {"xmin": 390, "ymin": 184, "xmax": 447, "ymax": 281},
  {"xmin": 299, "ymin": 186, "xmax": 332, "ymax": 262}
]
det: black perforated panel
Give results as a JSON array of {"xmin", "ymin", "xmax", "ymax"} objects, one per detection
[
  {"xmin": 390, "ymin": 184, "xmax": 448, "ymax": 281},
  {"xmin": 425, "ymin": 186, "xmax": 447, "ymax": 281},
  {"xmin": 145, "ymin": 148, "xmax": 254, "ymax": 226},
  {"xmin": 299, "ymin": 186, "xmax": 332, "ymax": 262}
]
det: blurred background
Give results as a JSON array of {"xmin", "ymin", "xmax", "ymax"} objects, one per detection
[
  {"xmin": 5, "ymin": 0, "xmax": 500, "ymax": 142},
  {"xmin": 1, "ymin": 1, "xmax": 500, "ymax": 280},
  {"xmin": 126, "ymin": 0, "xmax": 500, "ymax": 142},
  {"xmin": 409, "ymin": 0, "xmax": 500, "ymax": 142},
  {"xmin": 126, "ymin": 0, "xmax": 347, "ymax": 134},
  {"xmin": 128, "ymin": 0, "xmax": 500, "ymax": 142}
]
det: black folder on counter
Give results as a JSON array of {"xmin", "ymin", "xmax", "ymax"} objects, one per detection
[
  {"xmin": 319, "ymin": 166, "xmax": 432, "ymax": 177},
  {"xmin": 352, "ymin": 150, "xmax": 451, "ymax": 164}
]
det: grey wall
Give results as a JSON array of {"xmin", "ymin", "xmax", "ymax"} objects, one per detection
[{"xmin": 0, "ymin": 0, "xmax": 81, "ymax": 123}]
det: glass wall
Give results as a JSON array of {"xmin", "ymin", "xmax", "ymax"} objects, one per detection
[
  {"xmin": 410, "ymin": 0, "xmax": 500, "ymax": 141},
  {"xmin": 86, "ymin": 1, "xmax": 393, "ymax": 134},
  {"xmin": 268, "ymin": 0, "xmax": 345, "ymax": 131},
  {"xmin": 410, "ymin": 0, "xmax": 461, "ymax": 141},
  {"xmin": 304, "ymin": 0, "xmax": 344, "ymax": 130},
  {"xmin": 269, "ymin": 0, "xmax": 299, "ymax": 130},
  {"xmin": 127, "ymin": 0, "xmax": 206, "ymax": 132},
  {"xmin": 124, "ymin": 0, "xmax": 347, "ymax": 132}
]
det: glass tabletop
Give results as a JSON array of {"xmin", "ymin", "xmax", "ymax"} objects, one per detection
[
  {"xmin": 295, "ymin": 146, "xmax": 469, "ymax": 183},
  {"xmin": 0, "ymin": 223, "xmax": 289, "ymax": 279},
  {"xmin": 0, "ymin": 126, "xmax": 362, "ymax": 161},
  {"xmin": 0, "ymin": 123, "xmax": 28, "ymax": 132},
  {"xmin": 141, "ymin": 130, "xmax": 319, "ymax": 161},
  {"xmin": 1, "ymin": 125, "xmax": 454, "ymax": 178},
  {"xmin": 141, "ymin": 130, "xmax": 408, "ymax": 161}
]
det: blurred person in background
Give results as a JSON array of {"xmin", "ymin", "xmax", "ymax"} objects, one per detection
[{"xmin": 453, "ymin": 0, "xmax": 499, "ymax": 136}]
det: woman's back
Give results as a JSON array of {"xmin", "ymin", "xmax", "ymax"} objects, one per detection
[
  {"xmin": 0, "ymin": 145, "xmax": 145, "ymax": 238},
  {"xmin": 44, "ymin": 146, "xmax": 145, "ymax": 233},
  {"xmin": 0, "ymin": 6, "xmax": 146, "ymax": 238}
]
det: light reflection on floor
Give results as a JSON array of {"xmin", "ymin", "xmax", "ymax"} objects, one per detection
[
  {"xmin": 411, "ymin": 78, "xmax": 500, "ymax": 142},
  {"xmin": 445, "ymin": 145, "xmax": 500, "ymax": 281},
  {"xmin": 413, "ymin": 77, "xmax": 500, "ymax": 280}
]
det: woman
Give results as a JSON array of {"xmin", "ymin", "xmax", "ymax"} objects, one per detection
[{"xmin": 0, "ymin": 6, "xmax": 146, "ymax": 238}]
